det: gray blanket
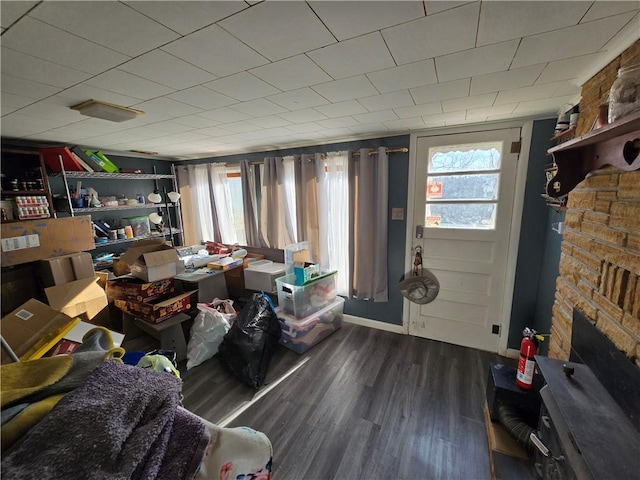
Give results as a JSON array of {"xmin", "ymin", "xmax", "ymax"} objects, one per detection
[{"xmin": 2, "ymin": 360, "xmax": 209, "ymax": 480}]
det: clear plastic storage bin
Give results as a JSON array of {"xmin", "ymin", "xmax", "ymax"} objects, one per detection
[
  {"xmin": 276, "ymin": 297, "xmax": 344, "ymax": 354},
  {"xmin": 276, "ymin": 271, "xmax": 337, "ymax": 319}
]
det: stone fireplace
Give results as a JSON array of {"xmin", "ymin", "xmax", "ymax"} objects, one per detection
[{"xmin": 549, "ymin": 40, "xmax": 640, "ymax": 367}]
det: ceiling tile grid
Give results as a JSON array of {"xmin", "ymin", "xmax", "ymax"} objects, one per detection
[{"xmin": 0, "ymin": 1, "xmax": 638, "ymax": 159}]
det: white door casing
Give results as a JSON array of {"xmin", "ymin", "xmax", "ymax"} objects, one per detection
[{"xmin": 406, "ymin": 127, "xmax": 523, "ymax": 353}]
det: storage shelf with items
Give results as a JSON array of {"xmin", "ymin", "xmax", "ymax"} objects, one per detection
[
  {"xmin": 1, "ymin": 146, "xmax": 54, "ymax": 223},
  {"xmin": 545, "ymin": 110, "xmax": 640, "ymax": 198},
  {"xmin": 43, "ymin": 149, "xmax": 184, "ymax": 251}
]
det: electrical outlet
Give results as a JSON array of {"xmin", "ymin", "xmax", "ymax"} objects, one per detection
[{"xmin": 391, "ymin": 208, "xmax": 404, "ymax": 221}]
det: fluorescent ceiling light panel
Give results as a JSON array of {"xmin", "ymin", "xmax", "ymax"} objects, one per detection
[{"xmin": 70, "ymin": 99, "xmax": 144, "ymax": 122}]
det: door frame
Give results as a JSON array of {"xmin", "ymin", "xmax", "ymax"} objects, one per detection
[{"xmin": 403, "ymin": 120, "xmax": 535, "ymax": 356}]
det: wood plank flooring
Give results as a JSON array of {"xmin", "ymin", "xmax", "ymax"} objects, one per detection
[{"xmin": 180, "ymin": 322, "xmax": 507, "ymax": 480}]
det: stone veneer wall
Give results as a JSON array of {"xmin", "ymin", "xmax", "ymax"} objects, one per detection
[{"xmin": 549, "ymin": 40, "xmax": 640, "ymax": 365}]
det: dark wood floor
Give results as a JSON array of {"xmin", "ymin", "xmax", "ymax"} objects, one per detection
[{"xmin": 179, "ymin": 322, "xmax": 508, "ymax": 480}]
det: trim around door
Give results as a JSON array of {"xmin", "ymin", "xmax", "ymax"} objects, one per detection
[{"xmin": 403, "ymin": 119, "xmax": 535, "ymax": 356}]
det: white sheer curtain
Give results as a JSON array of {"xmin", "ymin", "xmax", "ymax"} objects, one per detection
[
  {"xmin": 282, "ymin": 156, "xmax": 298, "ymax": 242},
  {"xmin": 317, "ymin": 151, "xmax": 350, "ymax": 296},
  {"xmin": 180, "ymin": 164, "xmax": 215, "ymax": 244},
  {"xmin": 209, "ymin": 163, "xmax": 238, "ymax": 245}
]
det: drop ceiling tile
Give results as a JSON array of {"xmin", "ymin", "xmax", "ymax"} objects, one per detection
[
  {"xmin": 123, "ymin": 1, "xmax": 248, "ymax": 35},
  {"xmin": 436, "ymin": 40, "xmax": 520, "ymax": 82},
  {"xmin": 358, "ymin": 91, "xmax": 415, "ymax": 112},
  {"xmin": 2, "ymin": 112, "xmax": 70, "ymax": 132},
  {"xmin": 383, "ymin": 117, "xmax": 427, "ymax": 130},
  {"xmin": 173, "ymin": 116, "xmax": 222, "ymax": 129},
  {"xmin": 168, "ymin": 86, "xmax": 237, "ymax": 110},
  {"xmin": 86, "ymin": 70, "xmax": 175, "ymax": 101},
  {"xmin": 119, "ymin": 50, "xmax": 216, "ymax": 90},
  {"xmin": 442, "ymin": 93, "xmax": 496, "ymax": 112},
  {"xmin": 316, "ymin": 117, "xmax": 360, "ymax": 129},
  {"xmin": 52, "ymin": 118, "xmax": 131, "ymax": 137},
  {"xmin": 204, "ymin": 73, "xmax": 281, "ymax": 101},
  {"xmin": 1, "ymin": 47, "xmax": 92, "ymax": 89},
  {"xmin": 56, "ymin": 85, "xmax": 142, "ymax": 108},
  {"xmin": 1, "ymin": 93, "xmax": 34, "ymax": 110},
  {"xmin": 31, "ymin": 1, "xmax": 179, "ymax": 57},
  {"xmin": 426, "ymin": 1, "xmax": 474, "ymax": 15},
  {"xmin": 352, "ymin": 110, "xmax": 399, "ymax": 124},
  {"xmin": 245, "ymin": 116, "xmax": 293, "ymax": 129},
  {"xmin": 314, "ymin": 100, "xmax": 368, "ymax": 118},
  {"xmin": 477, "ymin": 2, "xmax": 590, "ymax": 47},
  {"xmin": 410, "ymin": 78, "xmax": 470, "ymax": 104},
  {"xmin": 277, "ymin": 108, "xmax": 328, "ymax": 124},
  {"xmin": 229, "ymin": 98, "xmax": 289, "ymax": 117},
  {"xmin": 234, "ymin": 127, "xmax": 294, "ymax": 140},
  {"xmin": 131, "ymin": 97, "xmax": 204, "ymax": 119},
  {"xmin": 161, "ymin": 24, "xmax": 269, "ymax": 77},
  {"xmin": 393, "ymin": 102, "xmax": 442, "ymax": 118},
  {"xmin": 15, "ymin": 97, "xmax": 86, "ymax": 122},
  {"xmin": 143, "ymin": 121, "xmax": 196, "ymax": 134},
  {"xmin": 422, "ymin": 111, "xmax": 467, "ymax": 125},
  {"xmin": 307, "ymin": 32, "xmax": 395, "ymax": 79},
  {"xmin": 536, "ymin": 53, "xmax": 605, "ymax": 84},
  {"xmin": 348, "ymin": 123, "xmax": 389, "ymax": 134},
  {"xmin": 284, "ymin": 122, "xmax": 324, "ymax": 133},
  {"xmin": 249, "ymin": 55, "xmax": 333, "ymax": 92},
  {"xmin": 309, "ymin": 1, "xmax": 424, "ymax": 41},
  {"xmin": 512, "ymin": 12, "xmax": 636, "ymax": 68},
  {"xmin": 194, "ymin": 125, "xmax": 237, "ymax": 137},
  {"xmin": 1, "ymin": 1, "xmax": 38, "ymax": 28},
  {"xmin": 513, "ymin": 95, "xmax": 577, "ymax": 114},
  {"xmin": 220, "ymin": 2, "xmax": 335, "ymax": 62},
  {"xmin": 198, "ymin": 107, "xmax": 251, "ymax": 123},
  {"xmin": 312, "ymin": 75, "xmax": 379, "ymax": 103},
  {"xmin": 267, "ymin": 88, "xmax": 329, "ymax": 111},
  {"xmin": 471, "ymin": 65, "xmax": 546, "ymax": 95},
  {"xmin": 1, "ymin": 16, "xmax": 129, "ymax": 75},
  {"xmin": 581, "ymin": 1, "xmax": 640, "ymax": 23},
  {"xmin": 220, "ymin": 121, "xmax": 263, "ymax": 134},
  {"xmin": 367, "ymin": 60, "xmax": 438, "ymax": 94},
  {"xmin": 466, "ymin": 104, "xmax": 517, "ymax": 118},
  {"xmin": 1, "ymin": 74, "xmax": 61, "ymax": 100},
  {"xmin": 382, "ymin": 3, "xmax": 479, "ymax": 65}
]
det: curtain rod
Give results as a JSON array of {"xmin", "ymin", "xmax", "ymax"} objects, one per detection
[{"xmin": 247, "ymin": 147, "xmax": 408, "ymax": 165}]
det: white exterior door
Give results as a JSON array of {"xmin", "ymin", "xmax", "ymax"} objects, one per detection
[{"xmin": 408, "ymin": 128, "xmax": 521, "ymax": 353}]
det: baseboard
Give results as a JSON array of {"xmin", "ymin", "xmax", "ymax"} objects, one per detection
[
  {"xmin": 506, "ymin": 348, "xmax": 520, "ymax": 360},
  {"xmin": 344, "ymin": 314, "xmax": 406, "ymax": 334}
]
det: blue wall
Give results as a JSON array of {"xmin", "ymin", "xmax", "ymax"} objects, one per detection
[
  {"xmin": 508, "ymin": 118, "xmax": 564, "ymax": 351},
  {"xmin": 183, "ymin": 135, "xmax": 410, "ymax": 324}
]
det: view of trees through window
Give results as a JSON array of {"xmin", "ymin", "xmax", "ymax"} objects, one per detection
[{"xmin": 426, "ymin": 144, "xmax": 502, "ymax": 229}]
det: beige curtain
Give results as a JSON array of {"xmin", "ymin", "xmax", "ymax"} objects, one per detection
[
  {"xmin": 260, "ymin": 157, "xmax": 294, "ymax": 249},
  {"xmin": 240, "ymin": 160, "xmax": 262, "ymax": 247},
  {"xmin": 350, "ymin": 147, "xmax": 389, "ymax": 301},
  {"xmin": 293, "ymin": 153, "xmax": 321, "ymax": 263}
]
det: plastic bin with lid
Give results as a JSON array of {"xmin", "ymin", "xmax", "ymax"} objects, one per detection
[
  {"xmin": 244, "ymin": 260, "xmax": 286, "ymax": 292},
  {"xmin": 276, "ymin": 297, "xmax": 344, "ymax": 353},
  {"xmin": 276, "ymin": 271, "xmax": 337, "ymax": 319}
]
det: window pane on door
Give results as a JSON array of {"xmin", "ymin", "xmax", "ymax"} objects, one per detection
[
  {"xmin": 427, "ymin": 173, "xmax": 499, "ymax": 201},
  {"xmin": 429, "ymin": 142, "xmax": 502, "ymax": 173},
  {"xmin": 426, "ymin": 203, "xmax": 497, "ymax": 229}
]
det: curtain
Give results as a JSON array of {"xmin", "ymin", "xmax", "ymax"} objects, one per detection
[
  {"xmin": 177, "ymin": 164, "xmax": 218, "ymax": 245},
  {"xmin": 209, "ymin": 163, "xmax": 238, "ymax": 245},
  {"xmin": 318, "ymin": 151, "xmax": 351, "ymax": 297},
  {"xmin": 350, "ymin": 147, "xmax": 389, "ymax": 302},
  {"xmin": 260, "ymin": 157, "xmax": 296, "ymax": 249},
  {"xmin": 240, "ymin": 160, "xmax": 262, "ymax": 246},
  {"xmin": 294, "ymin": 153, "xmax": 320, "ymax": 263}
]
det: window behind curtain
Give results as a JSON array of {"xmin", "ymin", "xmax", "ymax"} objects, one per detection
[{"xmin": 226, "ymin": 165, "xmax": 247, "ymax": 245}]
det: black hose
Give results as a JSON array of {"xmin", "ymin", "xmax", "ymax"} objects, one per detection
[{"xmin": 496, "ymin": 403, "xmax": 535, "ymax": 455}]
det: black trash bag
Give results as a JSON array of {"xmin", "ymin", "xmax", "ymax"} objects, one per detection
[{"xmin": 217, "ymin": 292, "xmax": 281, "ymax": 389}]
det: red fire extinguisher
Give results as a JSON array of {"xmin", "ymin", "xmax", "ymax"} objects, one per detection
[{"xmin": 516, "ymin": 327, "xmax": 540, "ymax": 390}]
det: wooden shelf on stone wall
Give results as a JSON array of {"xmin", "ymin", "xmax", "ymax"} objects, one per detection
[{"xmin": 545, "ymin": 110, "xmax": 640, "ymax": 198}]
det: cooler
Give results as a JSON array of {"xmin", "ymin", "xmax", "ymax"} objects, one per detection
[{"xmin": 276, "ymin": 271, "xmax": 337, "ymax": 319}]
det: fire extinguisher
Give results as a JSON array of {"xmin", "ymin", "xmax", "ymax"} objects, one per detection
[{"xmin": 516, "ymin": 327, "xmax": 542, "ymax": 390}]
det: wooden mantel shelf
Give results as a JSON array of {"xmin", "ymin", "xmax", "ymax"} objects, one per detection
[{"xmin": 546, "ymin": 110, "xmax": 640, "ymax": 197}]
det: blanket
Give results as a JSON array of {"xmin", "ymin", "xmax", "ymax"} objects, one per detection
[{"xmin": 2, "ymin": 360, "xmax": 209, "ymax": 480}]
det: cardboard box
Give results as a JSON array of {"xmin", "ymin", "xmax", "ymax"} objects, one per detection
[
  {"xmin": 106, "ymin": 276, "xmax": 175, "ymax": 302},
  {"xmin": 1, "ymin": 216, "xmax": 95, "ymax": 267},
  {"xmin": 112, "ymin": 258, "xmax": 131, "ymax": 277},
  {"xmin": 38, "ymin": 252, "xmax": 95, "ymax": 287},
  {"xmin": 114, "ymin": 290, "xmax": 196, "ymax": 323},
  {"xmin": 1, "ymin": 299, "xmax": 78, "ymax": 364},
  {"xmin": 120, "ymin": 239, "xmax": 183, "ymax": 282},
  {"xmin": 45, "ymin": 276, "xmax": 109, "ymax": 321}
]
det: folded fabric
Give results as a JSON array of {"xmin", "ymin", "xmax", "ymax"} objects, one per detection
[{"xmin": 2, "ymin": 360, "xmax": 208, "ymax": 480}]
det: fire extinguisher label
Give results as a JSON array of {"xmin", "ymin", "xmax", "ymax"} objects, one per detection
[{"xmin": 516, "ymin": 356, "xmax": 535, "ymax": 385}]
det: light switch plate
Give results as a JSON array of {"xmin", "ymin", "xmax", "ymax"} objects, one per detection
[{"xmin": 391, "ymin": 208, "xmax": 404, "ymax": 221}]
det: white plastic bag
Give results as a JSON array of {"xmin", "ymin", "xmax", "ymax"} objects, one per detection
[{"xmin": 186, "ymin": 299, "xmax": 237, "ymax": 370}]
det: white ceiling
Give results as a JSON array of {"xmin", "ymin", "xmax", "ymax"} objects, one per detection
[{"xmin": 1, "ymin": 1, "xmax": 638, "ymax": 160}]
